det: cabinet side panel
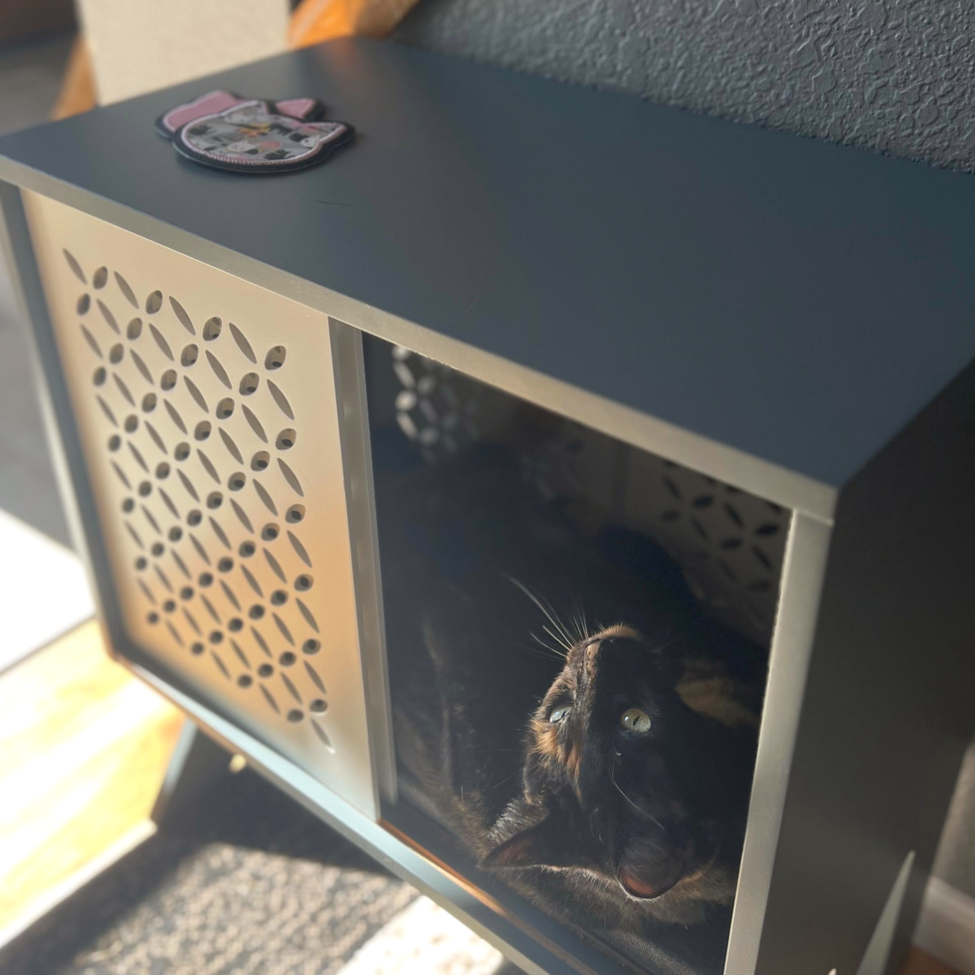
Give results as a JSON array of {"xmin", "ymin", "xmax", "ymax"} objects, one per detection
[
  {"xmin": 756, "ymin": 377, "xmax": 975, "ymax": 975},
  {"xmin": 22, "ymin": 190, "xmax": 379, "ymax": 818}
]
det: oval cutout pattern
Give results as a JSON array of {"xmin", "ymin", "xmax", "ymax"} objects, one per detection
[
  {"xmin": 304, "ymin": 661, "xmax": 326, "ymax": 693},
  {"xmin": 203, "ymin": 317, "xmax": 223, "ymax": 342},
  {"xmin": 178, "ymin": 469, "xmax": 200, "ymax": 502},
  {"xmin": 207, "ymin": 351, "xmax": 232, "ymax": 389},
  {"xmin": 114, "ymin": 272, "xmax": 138, "ymax": 308},
  {"xmin": 97, "ymin": 300, "xmax": 120, "ymax": 334},
  {"xmin": 113, "ymin": 374, "xmax": 135, "ymax": 406},
  {"xmin": 170, "ymin": 296, "xmax": 195, "ymax": 334},
  {"xmin": 197, "ymin": 450, "xmax": 220, "ymax": 484},
  {"xmin": 184, "ymin": 376, "xmax": 208, "ymax": 413},
  {"xmin": 149, "ymin": 323, "xmax": 174, "ymax": 360},
  {"xmin": 242, "ymin": 404, "xmax": 267, "ymax": 443},
  {"xmin": 296, "ymin": 598, "xmax": 319, "ymax": 633},
  {"xmin": 263, "ymin": 548, "xmax": 287, "ymax": 583},
  {"xmin": 219, "ymin": 428, "xmax": 243, "ymax": 464},
  {"xmin": 278, "ymin": 459, "xmax": 303, "ymax": 497},
  {"xmin": 229, "ymin": 322, "xmax": 256, "ymax": 362},
  {"xmin": 267, "ymin": 381, "xmax": 294, "ymax": 419},
  {"xmin": 145, "ymin": 422, "xmax": 167, "ymax": 455},
  {"xmin": 131, "ymin": 350, "xmax": 154, "ymax": 385},
  {"xmin": 281, "ymin": 672, "xmax": 302, "ymax": 703},
  {"xmin": 80, "ymin": 325, "xmax": 103, "ymax": 358},
  {"xmin": 230, "ymin": 499, "xmax": 253, "ymax": 533},
  {"xmin": 253, "ymin": 480, "xmax": 277, "ymax": 515},
  {"xmin": 164, "ymin": 400, "xmax": 187, "ymax": 434},
  {"xmin": 287, "ymin": 531, "xmax": 312, "ymax": 567},
  {"xmin": 63, "ymin": 249, "xmax": 86, "ymax": 284}
]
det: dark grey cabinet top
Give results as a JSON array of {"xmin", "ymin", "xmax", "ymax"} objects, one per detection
[{"xmin": 2, "ymin": 38, "xmax": 974, "ymax": 489}]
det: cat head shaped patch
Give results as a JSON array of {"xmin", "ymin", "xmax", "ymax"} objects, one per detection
[{"xmin": 156, "ymin": 90, "xmax": 354, "ymax": 174}]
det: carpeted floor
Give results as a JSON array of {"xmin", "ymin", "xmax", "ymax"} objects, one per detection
[{"xmin": 0, "ymin": 768, "xmax": 421, "ymax": 975}]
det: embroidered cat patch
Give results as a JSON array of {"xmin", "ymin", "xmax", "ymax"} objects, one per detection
[{"xmin": 156, "ymin": 90, "xmax": 354, "ymax": 174}]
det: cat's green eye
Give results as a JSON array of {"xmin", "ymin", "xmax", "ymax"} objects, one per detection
[
  {"xmin": 619, "ymin": 707, "xmax": 652, "ymax": 733},
  {"xmin": 549, "ymin": 705, "xmax": 572, "ymax": 724}
]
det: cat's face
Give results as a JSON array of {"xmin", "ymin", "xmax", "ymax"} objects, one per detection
[{"xmin": 483, "ymin": 625, "xmax": 741, "ymax": 916}]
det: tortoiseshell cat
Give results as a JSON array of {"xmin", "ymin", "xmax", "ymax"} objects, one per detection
[{"xmin": 375, "ymin": 444, "xmax": 766, "ymax": 968}]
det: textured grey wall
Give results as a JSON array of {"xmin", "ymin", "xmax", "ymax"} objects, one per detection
[
  {"xmin": 395, "ymin": 0, "xmax": 975, "ymax": 899},
  {"xmin": 397, "ymin": 0, "xmax": 975, "ymax": 173}
]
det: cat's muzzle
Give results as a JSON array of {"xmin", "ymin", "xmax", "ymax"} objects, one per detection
[{"xmin": 616, "ymin": 834, "xmax": 693, "ymax": 900}]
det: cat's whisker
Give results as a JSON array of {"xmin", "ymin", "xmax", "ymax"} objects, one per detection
[
  {"xmin": 609, "ymin": 766, "xmax": 665, "ymax": 831},
  {"xmin": 542, "ymin": 624, "xmax": 573, "ymax": 653},
  {"xmin": 552, "ymin": 608, "xmax": 578, "ymax": 649},
  {"xmin": 487, "ymin": 772, "xmax": 519, "ymax": 790},
  {"xmin": 505, "ymin": 575, "xmax": 576, "ymax": 649},
  {"xmin": 528, "ymin": 633, "xmax": 567, "ymax": 659},
  {"xmin": 570, "ymin": 600, "xmax": 591, "ymax": 646},
  {"xmin": 535, "ymin": 591, "xmax": 576, "ymax": 648},
  {"xmin": 544, "ymin": 610, "xmax": 575, "ymax": 650},
  {"xmin": 568, "ymin": 606, "xmax": 581, "ymax": 645}
]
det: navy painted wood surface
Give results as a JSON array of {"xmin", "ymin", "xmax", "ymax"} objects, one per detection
[{"xmin": 2, "ymin": 38, "xmax": 974, "ymax": 488}]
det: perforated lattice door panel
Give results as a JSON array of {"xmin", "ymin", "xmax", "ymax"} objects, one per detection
[{"xmin": 24, "ymin": 192, "xmax": 378, "ymax": 817}]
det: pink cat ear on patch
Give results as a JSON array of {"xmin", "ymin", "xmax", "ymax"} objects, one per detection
[
  {"xmin": 156, "ymin": 90, "xmax": 247, "ymax": 136},
  {"xmin": 274, "ymin": 97, "xmax": 322, "ymax": 120}
]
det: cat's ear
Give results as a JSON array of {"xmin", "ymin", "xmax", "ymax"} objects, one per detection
[{"xmin": 481, "ymin": 814, "xmax": 591, "ymax": 870}]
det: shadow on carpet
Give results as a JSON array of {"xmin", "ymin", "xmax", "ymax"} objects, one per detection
[{"xmin": 0, "ymin": 768, "xmax": 417, "ymax": 975}]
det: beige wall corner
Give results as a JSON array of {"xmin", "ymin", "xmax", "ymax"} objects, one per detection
[{"xmin": 76, "ymin": 0, "xmax": 290, "ymax": 105}]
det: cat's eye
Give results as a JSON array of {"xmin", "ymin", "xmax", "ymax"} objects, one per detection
[
  {"xmin": 549, "ymin": 705, "xmax": 572, "ymax": 724},
  {"xmin": 619, "ymin": 707, "xmax": 652, "ymax": 733}
]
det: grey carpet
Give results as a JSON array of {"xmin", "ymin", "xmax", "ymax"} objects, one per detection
[{"xmin": 0, "ymin": 769, "xmax": 418, "ymax": 975}]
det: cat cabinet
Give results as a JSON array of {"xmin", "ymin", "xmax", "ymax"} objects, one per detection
[{"xmin": 2, "ymin": 36, "xmax": 975, "ymax": 975}]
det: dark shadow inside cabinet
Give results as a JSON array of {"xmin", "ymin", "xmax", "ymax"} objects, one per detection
[{"xmin": 363, "ymin": 334, "xmax": 787, "ymax": 975}]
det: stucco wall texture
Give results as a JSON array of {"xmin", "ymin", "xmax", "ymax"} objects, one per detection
[
  {"xmin": 397, "ymin": 0, "xmax": 975, "ymax": 172},
  {"xmin": 396, "ymin": 0, "xmax": 975, "ymax": 900}
]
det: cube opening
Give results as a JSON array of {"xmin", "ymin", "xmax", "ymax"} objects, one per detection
[{"xmin": 365, "ymin": 335, "xmax": 788, "ymax": 975}]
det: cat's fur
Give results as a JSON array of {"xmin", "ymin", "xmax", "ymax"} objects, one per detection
[{"xmin": 377, "ymin": 445, "xmax": 765, "ymax": 944}]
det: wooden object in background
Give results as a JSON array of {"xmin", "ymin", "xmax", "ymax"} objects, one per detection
[
  {"xmin": 900, "ymin": 948, "xmax": 961, "ymax": 975},
  {"xmin": 0, "ymin": 620, "xmax": 183, "ymax": 934},
  {"xmin": 289, "ymin": 0, "xmax": 422, "ymax": 47},
  {"xmin": 51, "ymin": 36, "xmax": 97, "ymax": 121}
]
